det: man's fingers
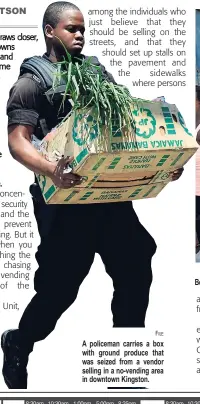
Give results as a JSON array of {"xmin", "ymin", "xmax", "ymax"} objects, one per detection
[
  {"xmin": 60, "ymin": 172, "xmax": 83, "ymax": 187},
  {"xmin": 66, "ymin": 156, "xmax": 74, "ymax": 163},
  {"xmin": 63, "ymin": 156, "xmax": 74, "ymax": 164},
  {"xmin": 171, "ymin": 173, "xmax": 182, "ymax": 181},
  {"xmin": 62, "ymin": 156, "xmax": 74, "ymax": 170},
  {"xmin": 60, "ymin": 178, "xmax": 82, "ymax": 188},
  {"xmin": 54, "ymin": 157, "xmax": 75, "ymax": 177},
  {"xmin": 62, "ymin": 172, "xmax": 82, "ymax": 181},
  {"xmin": 56, "ymin": 156, "xmax": 74, "ymax": 168},
  {"xmin": 62, "ymin": 178, "xmax": 82, "ymax": 185},
  {"xmin": 173, "ymin": 168, "xmax": 183, "ymax": 175}
]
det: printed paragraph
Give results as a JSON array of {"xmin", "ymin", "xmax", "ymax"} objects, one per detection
[
  {"xmin": 87, "ymin": 7, "xmax": 187, "ymax": 89},
  {"xmin": 0, "ymin": 185, "xmax": 34, "ymax": 301},
  {"xmin": 0, "ymin": 32, "xmax": 38, "ymax": 70},
  {"xmin": 81, "ymin": 337, "xmax": 164, "ymax": 385}
]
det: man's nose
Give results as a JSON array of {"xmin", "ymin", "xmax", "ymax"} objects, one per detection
[{"xmin": 75, "ymin": 30, "xmax": 84, "ymax": 40}]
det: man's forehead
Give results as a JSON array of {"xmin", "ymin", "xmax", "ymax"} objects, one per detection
[{"xmin": 59, "ymin": 9, "xmax": 84, "ymax": 25}]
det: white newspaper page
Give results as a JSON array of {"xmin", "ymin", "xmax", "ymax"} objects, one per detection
[{"xmin": 0, "ymin": 0, "xmax": 199, "ymax": 399}]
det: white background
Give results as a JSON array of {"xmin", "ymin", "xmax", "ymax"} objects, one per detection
[{"xmin": 0, "ymin": 0, "xmax": 199, "ymax": 395}]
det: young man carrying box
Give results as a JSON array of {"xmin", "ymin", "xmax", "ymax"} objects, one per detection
[{"xmin": 1, "ymin": 1, "xmax": 183, "ymax": 389}]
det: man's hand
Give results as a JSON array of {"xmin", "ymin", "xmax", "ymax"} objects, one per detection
[
  {"xmin": 49, "ymin": 156, "xmax": 83, "ymax": 188},
  {"xmin": 171, "ymin": 167, "xmax": 184, "ymax": 181},
  {"xmin": 7, "ymin": 125, "xmax": 83, "ymax": 186}
]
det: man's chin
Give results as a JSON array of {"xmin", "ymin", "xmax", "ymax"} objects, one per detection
[
  {"xmin": 70, "ymin": 46, "xmax": 83, "ymax": 56},
  {"xmin": 55, "ymin": 45, "xmax": 83, "ymax": 60}
]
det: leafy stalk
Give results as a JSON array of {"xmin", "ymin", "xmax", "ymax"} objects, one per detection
[{"xmin": 50, "ymin": 38, "xmax": 149, "ymax": 152}]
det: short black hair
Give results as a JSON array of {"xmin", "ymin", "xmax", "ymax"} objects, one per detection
[{"xmin": 42, "ymin": 1, "xmax": 80, "ymax": 32}]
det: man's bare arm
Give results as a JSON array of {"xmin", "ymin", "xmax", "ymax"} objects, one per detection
[
  {"xmin": 8, "ymin": 124, "xmax": 56, "ymax": 176},
  {"xmin": 8, "ymin": 124, "xmax": 82, "ymax": 188}
]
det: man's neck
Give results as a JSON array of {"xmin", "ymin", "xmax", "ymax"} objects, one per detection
[
  {"xmin": 46, "ymin": 51, "xmax": 60, "ymax": 63},
  {"xmin": 46, "ymin": 48, "xmax": 84, "ymax": 63}
]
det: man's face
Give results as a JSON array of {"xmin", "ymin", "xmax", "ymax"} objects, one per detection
[{"xmin": 47, "ymin": 9, "xmax": 85, "ymax": 57}]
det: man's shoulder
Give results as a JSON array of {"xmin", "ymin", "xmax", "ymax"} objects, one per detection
[
  {"xmin": 10, "ymin": 74, "xmax": 42, "ymax": 97},
  {"xmin": 84, "ymin": 54, "xmax": 102, "ymax": 66},
  {"xmin": 19, "ymin": 54, "xmax": 58, "ymax": 92},
  {"xmin": 84, "ymin": 54, "xmax": 116, "ymax": 84},
  {"xmin": 10, "ymin": 54, "xmax": 48, "ymax": 94}
]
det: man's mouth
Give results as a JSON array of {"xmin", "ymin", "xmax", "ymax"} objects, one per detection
[{"xmin": 73, "ymin": 42, "xmax": 83, "ymax": 48}]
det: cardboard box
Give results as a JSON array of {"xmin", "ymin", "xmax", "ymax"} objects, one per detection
[
  {"xmin": 37, "ymin": 168, "xmax": 172, "ymax": 204},
  {"xmin": 36, "ymin": 100, "xmax": 198, "ymax": 204},
  {"xmin": 40, "ymin": 101, "xmax": 197, "ymax": 173},
  {"xmin": 37, "ymin": 174, "xmax": 171, "ymax": 204}
]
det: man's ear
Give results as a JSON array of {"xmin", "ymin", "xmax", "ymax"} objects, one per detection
[{"xmin": 44, "ymin": 24, "xmax": 54, "ymax": 39}]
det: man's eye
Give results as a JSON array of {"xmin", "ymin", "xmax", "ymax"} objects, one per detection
[
  {"xmin": 66, "ymin": 26, "xmax": 85, "ymax": 34},
  {"xmin": 67, "ymin": 27, "xmax": 76, "ymax": 33}
]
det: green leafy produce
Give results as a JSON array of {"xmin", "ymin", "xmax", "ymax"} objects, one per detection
[{"xmin": 51, "ymin": 37, "xmax": 152, "ymax": 151}]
